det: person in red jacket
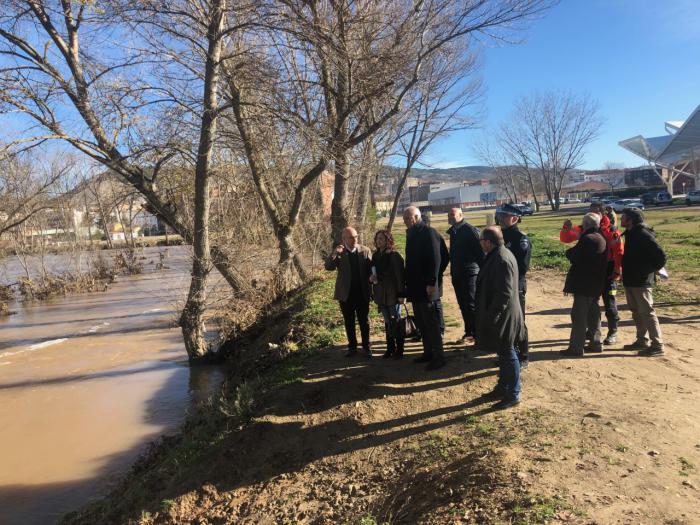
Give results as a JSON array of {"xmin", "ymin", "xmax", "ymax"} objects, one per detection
[
  {"xmin": 560, "ymin": 219, "xmax": 582, "ymax": 244},
  {"xmin": 590, "ymin": 203, "xmax": 624, "ymax": 344}
]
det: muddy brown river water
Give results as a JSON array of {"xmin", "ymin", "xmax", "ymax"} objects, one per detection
[{"xmin": 0, "ymin": 247, "xmax": 227, "ymax": 524}]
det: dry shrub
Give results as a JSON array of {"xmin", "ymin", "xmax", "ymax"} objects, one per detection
[
  {"xmin": 17, "ymin": 273, "xmax": 107, "ymax": 300},
  {"xmin": 114, "ymin": 248, "xmax": 144, "ymax": 275},
  {"xmin": 0, "ymin": 284, "xmax": 13, "ymax": 301},
  {"xmin": 93, "ymin": 252, "xmax": 118, "ymax": 282}
]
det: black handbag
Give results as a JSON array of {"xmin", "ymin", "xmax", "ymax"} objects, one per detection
[{"xmin": 398, "ymin": 303, "xmax": 420, "ymax": 340}]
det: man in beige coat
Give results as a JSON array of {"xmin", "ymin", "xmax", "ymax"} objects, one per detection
[{"xmin": 325, "ymin": 227, "xmax": 373, "ymax": 357}]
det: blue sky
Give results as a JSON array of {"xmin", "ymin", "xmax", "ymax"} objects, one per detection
[{"xmin": 423, "ymin": 0, "xmax": 700, "ymax": 170}]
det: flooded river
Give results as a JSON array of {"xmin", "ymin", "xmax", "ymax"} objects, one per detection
[{"xmin": 0, "ymin": 247, "xmax": 227, "ymax": 524}]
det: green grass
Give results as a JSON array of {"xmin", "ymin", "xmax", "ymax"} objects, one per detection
[{"xmin": 390, "ymin": 205, "xmax": 700, "ymax": 280}]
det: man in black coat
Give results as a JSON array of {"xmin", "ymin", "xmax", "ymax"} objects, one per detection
[
  {"xmin": 560, "ymin": 213, "xmax": 608, "ymax": 357},
  {"xmin": 447, "ymin": 207, "xmax": 483, "ymax": 343},
  {"xmin": 476, "ymin": 226, "xmax": 523, "ymax": 409},
  {"xmin": 496, "ymin": 204, "xmax": 532, "ymax": 368},
  {"xmin": 620, "ymin": 208, "xmax": 667, "ymax": 356},
  {"xmin": 403, "ymin": 206, "xmax": 445, "ymax": 370}
]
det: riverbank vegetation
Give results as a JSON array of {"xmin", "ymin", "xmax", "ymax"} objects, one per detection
[{"xmin": 0, "ymin": 0, "xmax": 554, "ymax": 361}]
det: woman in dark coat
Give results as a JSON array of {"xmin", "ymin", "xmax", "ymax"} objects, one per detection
[{"xmin": 370, "ymin": 230, "xmax": 406, "ymax": 358}]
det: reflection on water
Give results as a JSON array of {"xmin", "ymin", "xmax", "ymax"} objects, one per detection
[{"xmin": 0, "ymin": 247, "xmax": 227, "ymax": 525}]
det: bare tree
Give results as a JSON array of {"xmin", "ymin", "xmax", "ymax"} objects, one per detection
[
  {"xmin": 497, "ymin": 91, "xmax": 604, "ymax": 211},
  {"xmin": 601, "ymin": 161, "xmax": 625, "ymax": 196},
  {"xmin": 473, "ymin": 138, "xmax": 536, "ymax": 205},
  {"xmin": 219, "ymin": 28, "xmax": 328, "ymax": 289},
  {"xmin": 277, "ymin": 0, "xmax": 555, "ymax": 242},
  {"xmin": 0, "ymin": 0, "xmax": 249, "ymax": 297},
  {"xmin": 385, "ymin": 46, "xmax": 482, "ymax": 231},
  {"xmin": 0, "ymin": 153, "xmax": 67, "ymax": 236}
]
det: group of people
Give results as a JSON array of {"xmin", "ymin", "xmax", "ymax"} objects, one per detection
[
  {"xmin": 560, "ymin": 203, "xmax": 667, "ymax": 357},
  {"xmin": 324, "ymin": 201, "xmax": 667, "ymax": 410},
  {"xmin": 324, "ymin": 203, "xmax": 531, "ymax": 410}
]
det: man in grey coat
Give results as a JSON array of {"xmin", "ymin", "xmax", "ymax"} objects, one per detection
[
  {"xmin": 560, "ymin": 213, "xmax": 608, "ymax": 357},
  {"xmin": 476, "ymin": 226, "xmax": 524, "ymax": 409},
  {"xmin": 325, "ymin": 226, "xmax": 373, "ymax": 357}
]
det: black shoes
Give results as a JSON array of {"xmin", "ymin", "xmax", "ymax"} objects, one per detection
[
  {"xmin": 584, "ymin": 344, "xmax": 603, "ymax": 353},
  {"xmin": 344, "ymin": 348, "xmax": 358, "ymax": 357},
  {"xmin": 638, "ymin": 346, "xmax": 664, "ymax": 357},
  {"xmin": 624, "ymin": 339, "xmax": 650, "ymax": 351},
  {"xmin": 413, "ymin": 355, "xmax": 431, "ymax": 364},
  {"xmin": 493, "ymin": 398, "xmax": 521, "ymax": 410},
  {"xmin": 480, "ymin": 388, "xmax": 505, "ymax": 400},
  {"xmin": 560, "ymin": 348, "xmax": 584, "ymax": 357}
]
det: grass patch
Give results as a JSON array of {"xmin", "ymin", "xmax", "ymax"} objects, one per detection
[
  {"xmin": 679, "ymin": 456, "xmax": 696, "ymax": 477},
  {"xmin": 510, "ymin": 494, "xmax": 586, "ymax": 524}
]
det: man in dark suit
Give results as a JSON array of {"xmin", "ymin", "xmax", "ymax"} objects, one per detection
[
  {"xmin": 496, "ymin": 204, "xmax": 531, "ymax": 368},
  {"xmin": 325, "ymin": 226, "xmax": 373, "ymax": 357},
  {"xmin": 476, "ymin": 225, "xmax": 524, "ymax": 409},
  {"xmin": 403, "ymin": 206, "xmax": 445, "ymax": 370},
  {"xmin": 447, "ymin": 206, "xmax": 483, "ymax": 344}
]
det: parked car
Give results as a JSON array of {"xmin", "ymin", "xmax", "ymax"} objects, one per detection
[
  {"xmin": 641, "ymin": 191, "xmax": 673, "ymax": 206},
  {"xmin": 654, "ymin": 191, "xmax": 673, "ymax": 206},
  {"xmin": 564, "ymin": 197, "xmax": 582, "ymax": 203},
  {"xmin": 611, "ymin": 199, "xmax": 645, "ymax": 212},
  {"xmin": 512, "ymin": 203, "xmax": 534, "ymax": 215},
  {"xmin": 686, "ymin": 190, "xmax": 700, "ymax": 205}
]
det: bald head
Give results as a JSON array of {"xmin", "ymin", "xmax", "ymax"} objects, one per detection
[
  {"xmin": 403, "ymin": 206, "xmax": 421, "ymax": 229},
  {"xmin": 341, "ymin": 226, "xmax": 359, "ymax": 249},
  {"xmin": 448, "ymin": 207, "xmax": 463, "ymax": 226},
  {"xmin": 480, "ymin": 225, "xmax": 503, "ymax": 253}
]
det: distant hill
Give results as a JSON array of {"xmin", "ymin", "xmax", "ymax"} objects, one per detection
[{"xmin": 381, "ymin": 165, "xmax": 496, "ymax": 183}]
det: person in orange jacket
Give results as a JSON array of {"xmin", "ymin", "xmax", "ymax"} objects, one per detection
[
  {"xmin": 559, "ymin": 219, "xmax": 582, "ymax": 244},
  {"xmin": 590, "ymin": 203, "xmax": 624, "ymax": 344}
]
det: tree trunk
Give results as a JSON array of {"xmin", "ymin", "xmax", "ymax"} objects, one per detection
[
  {"xmin": 273, "ymin": 229, "xmax": 307, "ymax": 293},
  {"xmin": 179, "ymin": 0, "xmax": 225, "ymax": 363},
  {"xmin": 387, "ymin": 158, "xmax": 416, "ymax": 232},
  {"xmin": 330, "ymin": 148, "xmax": 350, "ymax": 243}
]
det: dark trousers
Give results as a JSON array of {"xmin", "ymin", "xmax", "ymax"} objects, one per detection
[
  {"xmin": 436, "ymin": 299, "xmax": 445, "ymax": 335},
  {"xmin": 601, "ymin": 263, "xmax": 619, "ymax": 331},
  {"xmin": 339, "ymin": 295, "xmax": 370, "ymax": 350},
  {"xmin": 517, "ymin": 286, "xmax": 529, "ymax": 362},
  {"xmin": 496, "ymin": 346, "xmax": 521, "ymax": 401},
  {"xmin": 412, "ymin": 301, "xmax": 444, "ymax": 363},
  {"xmin": 452, "ymin": 274, "xmax": 477, "ymax": 337},
  {"xmin": 569, "ymin": 294, "xmax": 602, "ymax": 352}
]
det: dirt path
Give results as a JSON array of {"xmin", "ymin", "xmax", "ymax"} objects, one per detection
[{"xmin": 140, "ymin": 270, "xmax": 700, "ymax": 525}]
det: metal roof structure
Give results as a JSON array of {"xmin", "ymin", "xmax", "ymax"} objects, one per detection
[
  {"xmin": 619, "ymin": 105, "xmax": 700, "ymax": 194},
  {"xmin": 619, "ymin": 105, "xmax": 700, "ymax": 173}
]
